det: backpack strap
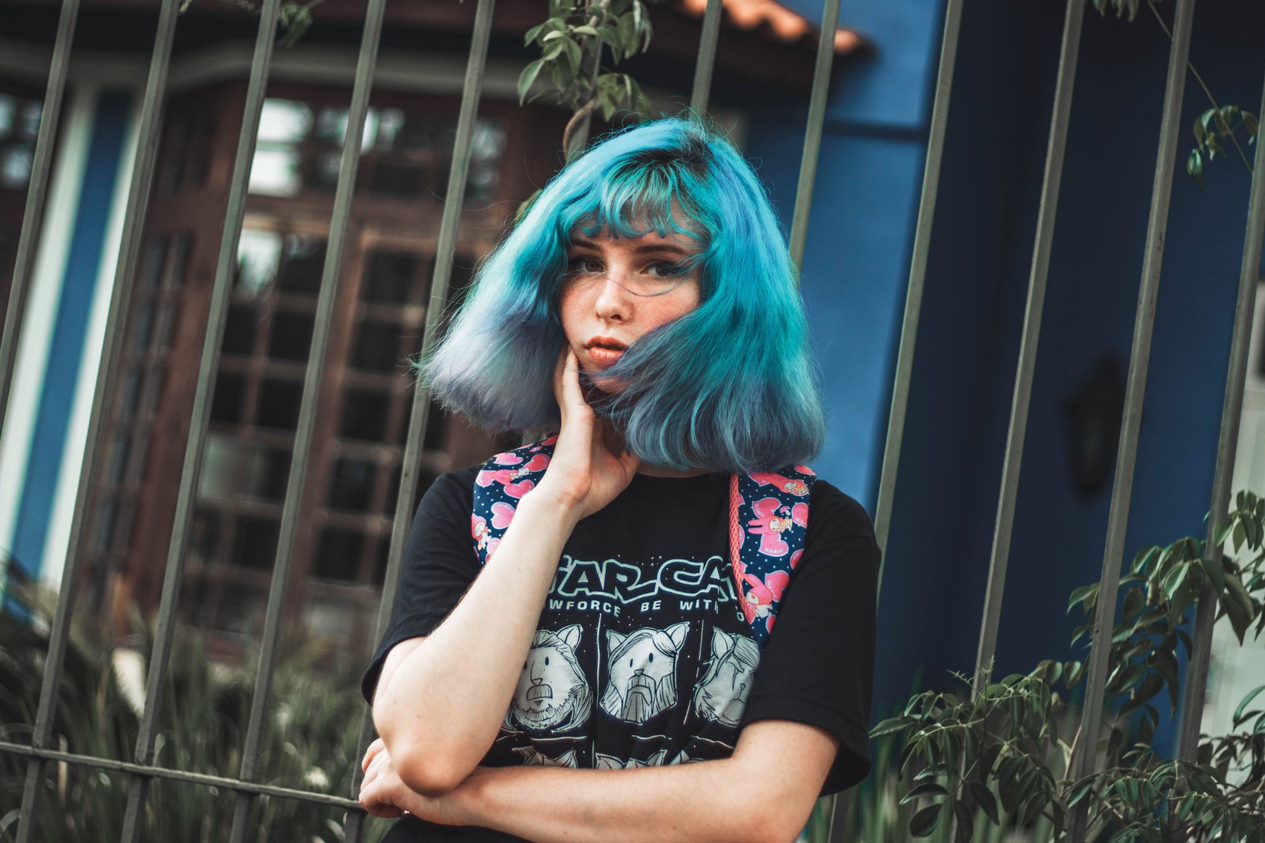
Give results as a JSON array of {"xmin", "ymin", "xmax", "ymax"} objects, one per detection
[
  {"xmin": 471, "ymin": 437, "xmax": 558, "ymax": 566},
  {"xmin": 731, "ymin": 467, "xmax": 816, "ymax": 648},
  {"xmin": 470, "ymin": 439, "xmax": 815, "ymax": 649}
]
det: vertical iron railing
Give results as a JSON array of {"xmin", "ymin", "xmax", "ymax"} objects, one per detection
[
  {"xmin": 13, "ymin": 1, "xmax": 180, "ymax": 840},
  {"xmin": 120, "ymin": 1, "xmax": 282, "ymax": 838},
  {"xmin": 872, "ymin": 0, "xmax": 963, "ymax": 577},
  {"xmin": 343, "ymin": 0, "xmax": 498, "ymax": 839},
  {"xmin": 972, "ymin": 0, "xmax": 1085, "ymax": 695},
  {"xmin": 226, "ymin": 1, "xmax": 388, "ymax": 839},
  {"xmin": 1174, "ymin": 74, "xmax": 1265, "ymax": 763},
  {"xmin": 0, "ymin": 0, "xmax": 79, "ymax": 440},
  {"xmin": 1068, "ymin": 0, "xmax": 1197, "ymax": 840}
]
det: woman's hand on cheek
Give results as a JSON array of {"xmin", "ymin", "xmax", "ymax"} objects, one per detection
[{"xmin": 538, "ymin": 348, "xmax": 640, "ymax": 520}]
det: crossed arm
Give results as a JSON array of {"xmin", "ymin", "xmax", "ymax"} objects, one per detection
[{"xmin": 359, "ymin": 718, "xmax": 840, "ymax": 843}]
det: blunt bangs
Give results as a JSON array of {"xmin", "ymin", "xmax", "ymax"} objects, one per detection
[{"xmin": 420, "ymin": 117, "xmax": 825, "ymax": 473}]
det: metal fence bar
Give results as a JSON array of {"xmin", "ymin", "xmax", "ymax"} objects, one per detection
[
  {"xmin": 0, "ymin": 740, "xmax": 359, "ymax": 809},
  {"xmin": 1068, "ymin": 1, "xmax": 1196, "ymax": 840},
  {"xmin": 342, "ymin": 0, "xmax": 498, "ymax": 839},
  {"xmin": 1175, "ymin": 74, "xmax": 1265, "ymax": 764},
  {"xmin": 688, "ymin": 0, "xmax": 722, "ymax": 118},
  {"xmin": 830, "ymin": 0, "xmax": 962, "ymax": 838},
  {"xmin": 0, "ymin": 0, "xmax": 78, "ymax": 439},
  {"xmin": 871, "ymin": 0, "xmax": 963, "ymax": 579},
  {"xmin": 12, "ymin": 2, "xmax": 179, "ymax": 840},
  {"xmin": 226, "ymin": 1, "xmax": 387, "ymax": 839},
  {"xmin": 787, "ymin": 0, "xmax": 843, "ymax": 274},
  {"xmin": 118, "ymin": 2, "xmax": 282, "ymax": 839},
  {"xmin": 972, "ymin": 0, "xmax": 1085, "ymax": 694}
]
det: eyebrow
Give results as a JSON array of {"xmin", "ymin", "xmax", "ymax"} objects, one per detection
[{"xmin": 570, "ymin": 237, "xmax": 692, "ymax": 256}]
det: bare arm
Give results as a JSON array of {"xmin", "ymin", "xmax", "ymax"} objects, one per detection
[
  {"xmin": 360, "ymin": 719, "xmax": 840, "ymax": 843},
  {"xmin": 371, "ymin": 350, "xmax": 640, "ymax": 795}
]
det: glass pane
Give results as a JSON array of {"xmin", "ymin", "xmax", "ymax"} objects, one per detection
[
  {"xmin": 256, "ymin": 377, "xmax": 302, "ymax": 430},
  {"xmin": 276, "ymin": 235, "xmax": 326, "ymax": 296},
  {"xmin": 191, "ymin": 507, "xmax": 222, "ymax": 565},
  {"xmin": 350, "ymin": 319, "xmax": 401, "ymax": 374},
  {"xmin": 339, "ymin": 388, "xmax": 389, "ymax": 442},
  {"xmin": 365, "ymin": 161, "xmax": 425, "ymax": 198},
  {"xmin": 210, "ymin": 373, "xmax": 246, "ymax": 424},
  {"xmin": 231, "ymin": 515, "xmax": 278, "ymax": 570},
  {"xmin": 200, "ymin": 433, "xmax": 245, "ymax": 499},
  {"xmin": 313, "ymin": 526, "xmax": 362, "ymax": 581},
  {"xmin": 222, "ymin": 302, "xmax": 259, "ymax": 355},
  {"xmin": 327, "ymin": 457, "xmax": 376, "ymax": 513},
  {"xmin": 236, "ymin": 229, "xmax": 282, "ymax": 297},
  {"xmin": 267, "ymin": 309, "xmax": 314, "ymax": 362},
  {"xmin": 247, "ymin": 446, "xmax": 291, "ymax": 501},
  {"xmin": 362, "ymin": 251, "xmax": 419, "ymax": 305}
]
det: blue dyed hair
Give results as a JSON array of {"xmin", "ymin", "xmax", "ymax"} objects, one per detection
[{"xmin": 422, "ymin": 117, "xmax": 825, "ymax": 473}]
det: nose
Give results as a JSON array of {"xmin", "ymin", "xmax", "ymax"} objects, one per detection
[{"xmin": 593, "ymin": 273, "xmax": 632, "ymax": 322}]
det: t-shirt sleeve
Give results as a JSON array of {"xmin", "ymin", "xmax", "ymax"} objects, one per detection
[
  {"xmin": 360, "ymin": 467, "xmax": 481, "ymax": 706},
  {"xmin": 738, "ymin": 480, "xmax": 881, "ymax": 795}
]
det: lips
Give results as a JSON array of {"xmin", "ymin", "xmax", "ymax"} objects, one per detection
[{"xmin": 586, "ymin": 336, "xmax": 628, "ymax": 370}]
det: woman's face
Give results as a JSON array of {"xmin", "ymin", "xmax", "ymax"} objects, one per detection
[{"xmin": 559, "ymin": 226, "xmax": 703, "ymax": 381}]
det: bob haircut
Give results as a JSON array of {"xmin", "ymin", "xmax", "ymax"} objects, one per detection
[{"xmin": 422, "ymin": 117, "xmax": 825, "ymax": 474}]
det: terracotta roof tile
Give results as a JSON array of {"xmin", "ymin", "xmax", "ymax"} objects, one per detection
[{"xmin": 677, "ymin": 0, "xmax": 866, "ymax": 54}]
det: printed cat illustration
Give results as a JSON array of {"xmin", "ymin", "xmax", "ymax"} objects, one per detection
[
  {"xmin": 506, "ymin": 624, "xmax": 591, "ymax": 732},
  {"xmin": 599, "ymin": 622, "xmax": 689, "ymax": 724},
  {"xmin": 594, "ymin": 749, "xmax": 670, "ymax": 769},
  {"xmin": 692, "ymin": 628, "xmax": 760, "ymax": 726},
  {"xmin": 511, "ymin": 746, "xmax": 580, "ymax": 767}
]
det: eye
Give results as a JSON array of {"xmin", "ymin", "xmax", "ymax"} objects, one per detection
[
  {"xmin": 648, "ymin": 652, "xmax": 654, "ymax": 663},
  {"xmin": 628, "ymin": 658, "xmax": 634, "ymax": 667},
  {"xmin": 544, "ymin": 656, "xmax": 550, "ymax": 666},
  {"xmin": 567, "ymin": 255, "xmax": 603, "ymax": 274},
  {"xmin": 644, "ymin": 261, "xmax": 688, "ymax": 279}
]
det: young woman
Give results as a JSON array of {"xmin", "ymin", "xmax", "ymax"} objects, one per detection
[{"xmin": 358, "ymin": 118, "xmax": 880, "ymax": 842}]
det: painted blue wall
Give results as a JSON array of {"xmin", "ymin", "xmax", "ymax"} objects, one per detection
[
  {"xmin": 10, "ymin": 91, "xmax": 130, "ymax": 585},
  {"xmin": 747, "ymin": 0, "xmax": 1265, "ymax": 761}
]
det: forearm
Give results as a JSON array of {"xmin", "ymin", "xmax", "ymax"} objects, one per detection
[
  {"xmin": 442, "ymin": 763, "xmax": 791, "ymax": 843},
  {"xmin": 373, "ymin": 488, "xmax": 579, "ymax": 788}
]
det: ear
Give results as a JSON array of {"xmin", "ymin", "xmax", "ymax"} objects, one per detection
[
  {"xmin": 606, "ymin": 629, "xmax": 626, "ymax": 653},
  {"xmin": 558, "ymin": 624, "xmax": 583, "ymax": 650},
  {"xmin": 665, "ymin": 621, "xmax": 689, "ymax": 652},
  {"xmin": 711, "ymin": 628, "xmax": 734, "ymax": 659}
]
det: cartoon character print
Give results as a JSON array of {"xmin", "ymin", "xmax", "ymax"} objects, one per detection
[
  {"xmin": 745, "ymin": 497, "xmax": 809, "ymax": 557},
  {"xmin": 692, "ymin": 629, "xmax": 760, "ymax": 727},
  {"xmin": 512, "ymin": 746, "xmax": 580, "ymax": 767},
  {"xmin": 737, "ymin": 569, "xmax": 788, "ymax": 629},
  {"xmin": 600, "ymin": 622, "xmax": 690, "ymax": 724},
  {"xmin": 506, "ymin": 624, "xmax": 592, "ymax": 733},
  {"xmin": 748, "ymin": 469, "xmax": 814, "ymax": 498},
  {"xmin": 594, "ymin": 749, "xmax": 670, "ymax": 769}
]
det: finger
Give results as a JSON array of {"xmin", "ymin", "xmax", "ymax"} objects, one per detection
[
  {"xmin": 361, "ymin": 738, "xmax": 384, "ymax": 773},
  {"xmin": 558, "ymin": 349, "xmax": 587, "ymax": 410},
  {"xmin": 359, "ymin": 783, "xmax": 403, "ymax": 820}
]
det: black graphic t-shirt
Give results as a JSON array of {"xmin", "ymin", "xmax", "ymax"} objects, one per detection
[{"xmin": 362, "ymin": 467, "xmax": 880, "ymax": 842}]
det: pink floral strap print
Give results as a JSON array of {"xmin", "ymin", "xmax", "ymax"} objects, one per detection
[{"xmin": 470, "ymin": 438, "xmax": 815, "ymax": 650}]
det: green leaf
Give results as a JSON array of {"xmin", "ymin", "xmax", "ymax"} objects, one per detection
[
  {"xmin": 1233, "ymin": 684, "xmax": 1265, "ymax": 726},
  {"xmin": 953, "ymin": 798, "xmax": 975, "ymax": 842},
  {"xmin": 1188, "ymin": 149, "xmax": 1206, "ymax": 191},
  {"xmin": 910, "ymin": 804, "xmax": 942, "ymax": 837},
  {"xmin": 1198, "ymin": 551, "xmax": 1227, "ymax": 597},
  {"xmin": 517, "ymin": 58, "xmax": 546, "ymax": 104},
  {"xmin": 900, "ymin": 781, "xmax": 949, "ymax": 805},
  {"xmin": 870, "ymin": 717, "xmax": 909, "ymax": 738},
  {"xmin": 1068, "ymin": 584, "xmax": 1098, "ymax": 614},
  {"xmin": 968, "ymin": 782, "xmax": 999, "ymax": 825}
]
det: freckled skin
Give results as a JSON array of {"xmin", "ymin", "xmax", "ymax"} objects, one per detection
[{"xmin": 559, "ymin": 228, "xmax": 702, "ymax": 386}]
